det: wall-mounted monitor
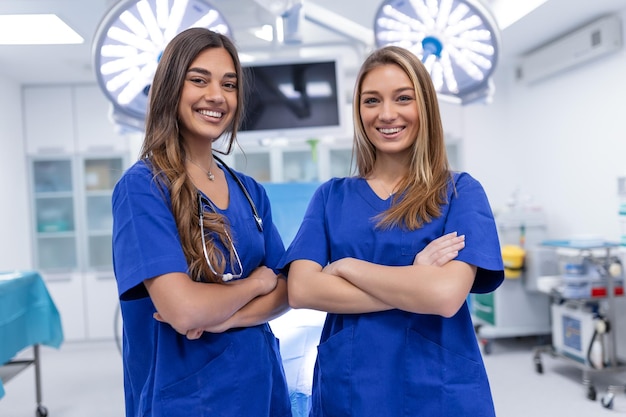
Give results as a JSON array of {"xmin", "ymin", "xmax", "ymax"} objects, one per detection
[{"xmin": 237, "ymin": 57, "xmax": 348, "ymax": 143}]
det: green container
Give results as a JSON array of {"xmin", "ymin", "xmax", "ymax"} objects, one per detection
[{"xmin": 472, "ymin": 293, "xmax": 495, "ymax": 325}]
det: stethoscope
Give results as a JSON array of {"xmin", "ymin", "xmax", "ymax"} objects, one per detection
[
  {"xmin": 211, "ymin": 154, "xmax": 263, "ymax": 232},
  {"xmin": 196, "ymin": 154, "xmax": 263, "ymax": 282}
]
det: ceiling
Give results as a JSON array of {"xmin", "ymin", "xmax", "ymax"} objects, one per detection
[{"xmin": 0, "ymin": 0, "xmax": 624, "ymax": 87}]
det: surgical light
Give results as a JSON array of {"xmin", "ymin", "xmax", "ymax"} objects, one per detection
[
  {"xmin": 92, "ymin": 0, "xmax": 233, "ymax": 128},
  {"xmin": 374, "ymin": 0, "xmax": 500, "ymax": 104}
]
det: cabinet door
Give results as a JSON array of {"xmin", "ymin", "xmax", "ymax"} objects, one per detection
[
  {"xmin": 328, "ymin": 147, "xmax": 352, "ymax": 179},
  {"xmin": 81, "ymin": 155, "xmax": 125, "ymax": 340},
  {"xmin": 82, "ymin": 156, "xmax": 124, "ymax": 270},
  {"xmin": 84, "ymin": 271, "xmax": 119, "ymax": 340},
  {"xmin": 281, "ymin": 149, "xmax": 319, "ymax": 182},
  {"xmin": 40, "ymin": 271, "xmax": 87, "ymax": 341},
  {"xmin": 31, "ymin": 157, "xmax": 78, "ymax": 271},
  {"xmin": 233, "ymin": 151, "xmax": 272, "ymax": 182},
  {"xmin": 24, "ymin": 87, "xmax": 75, "ymax": 154},
  {"xmin": 75, "ymin": 85, "xmax": 129, "ymax": 153}
]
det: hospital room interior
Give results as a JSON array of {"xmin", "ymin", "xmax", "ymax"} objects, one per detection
[{"xmin": 2, "ymin": 0, "xmax": 626, "ymax": 415}]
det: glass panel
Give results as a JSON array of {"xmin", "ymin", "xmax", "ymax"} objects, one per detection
[
  {"xmin": 234, "ymin": 153, "xmax": 270, "ymax": 182},
  {"xmin": 84, "ymin": 158, "xmax": 124, "ymax": 191},
  {"xmin": 330, "ymin": 148, "xmax": 352, "ymax": 178},
  {"xmin": 38, "ymin": 236, "xmax": 77, "ymax": 270},
  {"xmin": 36, "ymin": 196, "xmax": 75, "ymax": 232},
  {"xmin": 88, "ymin": 235, "xmax": 113, "ymax": 268},
  {"xmin": 283, "ymin": 150, "xmax": 318, "ymax": 182},
  {"xmin": 33, "ymin": 160, "xmax": 72, "ymax": 192},
  {"xmin": 86, "ymin": 195, "xmax": 113, "ymax": 231},
  {"xmin": 446, "ymin": 143, "xmax": 460, "ymax": 171}
]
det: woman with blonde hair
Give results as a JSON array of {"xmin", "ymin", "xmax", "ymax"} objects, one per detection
[{"xmin": 281, "ymin": 45, "xmax": 504, "ymax": 416}]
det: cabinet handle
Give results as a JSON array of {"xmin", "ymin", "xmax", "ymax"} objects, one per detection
[
  {"xmin": 85, "ymin": 145, "xmax": 115, "ymax": 153},
  {"xmin": 42, "ymin": 272, "xmax": 73, "ymax": 282},
  {"xmin": 36, "ymin": 146, "xmax": 66, "ymax": 154},
  {"xmin": 95, "ymin": 273, "xmax": 115, "ymax": 281}
]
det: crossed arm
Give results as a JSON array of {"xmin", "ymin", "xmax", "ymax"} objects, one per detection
[
  {"xmin": 287, "ymin": 232, "xmax": 476, "ymax": 318},
  {"xmin": 146, "ymin": 265, "xmax": 289, "ymax": 338},
  {"xmin": 148, "ymin": 232, "xmax": 472, "ymax": 338}
]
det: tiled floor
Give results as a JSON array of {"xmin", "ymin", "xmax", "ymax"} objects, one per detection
[{"xmin": 1, "ymin": 332, "xmax": 625, "ymax": 416}]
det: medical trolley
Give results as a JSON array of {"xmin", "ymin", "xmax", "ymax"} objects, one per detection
[{"xmin": 533, "ymin": 240, "xmax": 626, "ymax": 409}]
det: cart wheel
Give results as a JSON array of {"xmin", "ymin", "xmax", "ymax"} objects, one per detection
[
  {"xmin": 587, "ymin": 385, "xmax": 597, "ymax": 401},
  {"xmin": 481, "ymin": 339, "xmax": 492, "ymax": 355},
  {"xmin": 36, "ymin": 405, "xmax": 48, "ymax": 417},
  {"xmin": 601, "ymin": 392, "xmax": 615, "ymax": 409}
]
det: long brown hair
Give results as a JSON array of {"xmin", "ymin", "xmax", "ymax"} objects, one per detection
[
  {"xmin": 352, "ymin": 46, "xmax": 452, "ymax": 230},
  {"xmin": 140, "ymin": 28, "xmax": 245, "ymax": 282}
]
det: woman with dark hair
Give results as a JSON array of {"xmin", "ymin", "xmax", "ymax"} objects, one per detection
[
  {"xmin": 112, "ymin": 27, "xmax": 291, "ymax": 417},
  {"xmin": 281, "ymin": 45, "xmax": 504, "ymax": 416}
]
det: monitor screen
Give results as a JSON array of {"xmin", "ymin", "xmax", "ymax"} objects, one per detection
[{"xmin": 237, "ymin": 57, "xmax": 347, "ymax": 142}]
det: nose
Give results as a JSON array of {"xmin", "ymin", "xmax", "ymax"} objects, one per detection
[
  {"xmin": 204, "ymin": 82, "xmax": 225, "ymax": 103},
  {"xmin": 378, "ymin": 101, "xmax": 397, "ymax": 122}
]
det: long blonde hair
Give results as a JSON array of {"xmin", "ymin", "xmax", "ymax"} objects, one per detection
[
  {"xmin": 352, "ymin": 46, "xmax": 452, "ymax": 230},
  {"xmin": 140, "ymin": 28, "xmax": 245, "ymax": 283}
]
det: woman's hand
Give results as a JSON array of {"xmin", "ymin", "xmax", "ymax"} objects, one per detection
[
  {"xmin": 414, "ymin": 232, "xmax": 465, "ymax": 266},
  {"xmin": 247, "ymin": 265, "xmax": 279, "ymax": 296},
  {"xmin": 153, "ymin": 311, "xmax": 204, "ymax": 337}
]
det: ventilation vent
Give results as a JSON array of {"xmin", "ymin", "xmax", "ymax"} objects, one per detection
[{"xmin": 516, "ymin": 15, "xmax": 622, "ymax": 85}]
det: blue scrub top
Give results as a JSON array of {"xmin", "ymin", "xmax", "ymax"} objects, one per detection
[
  {"xmin": 280, "ymin": 173, "xmax": 504, "ymax": 417},
  {"xmin": 112, "ymin": 160, "xmax": 291, "ymax": 417}
]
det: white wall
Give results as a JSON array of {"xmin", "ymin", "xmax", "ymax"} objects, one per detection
[
  {"xmin": 461, "ymin": 8, "xmax": 626, "ymax": 241},
  {"xmin": 0, "ymin": 75, "xmax": 32, "ymax": 270}
]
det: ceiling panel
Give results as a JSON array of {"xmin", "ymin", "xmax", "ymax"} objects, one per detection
[{"xmin": 0, "ymin": 0, "xmax": 623, "ymax": 86}]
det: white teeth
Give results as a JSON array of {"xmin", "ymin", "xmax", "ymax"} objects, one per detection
[
  {"xmin": 199, "ymin": 109, "xmax": 222, "ymax": 118},
  {"xmin": 379, "ymin": 127, "xmax": 402, "ymax": 134}
]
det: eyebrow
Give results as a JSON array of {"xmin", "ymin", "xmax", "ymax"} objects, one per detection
[
  {"xmin": 361, "ymin": 86, "xmax": 413, "ymax": 95},
  {"xmin": 187, "ymin": 67, "xmax": 237, "ymax": 79}
]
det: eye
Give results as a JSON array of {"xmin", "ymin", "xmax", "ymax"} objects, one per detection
[
  {"xmin": 362, "ymin": 96, "xmax": 379, "ymax": 105},
  {"xmin": 223, "ymin": 81, "xmax": 238, "ymax": 90},
  {"xmin": 189, "ymin": 76, "xmax": 207, "ymax": 85},
  {"xmin": 397, "ymin": 95, "xmax": 414, "ymax": 103}
]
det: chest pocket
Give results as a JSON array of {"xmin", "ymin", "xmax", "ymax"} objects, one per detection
[{"xmin": 400, "ymin": 221, "xmax": 446, "ymax": 257}]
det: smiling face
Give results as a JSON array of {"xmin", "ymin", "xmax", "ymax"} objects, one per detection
[
  {"xmin": 177, "ymin": 47, "xmax": 238, "ymax": 144},
  {"xmin": 359, "ymin": 63, "xmax": 419, "ymax": 159}
]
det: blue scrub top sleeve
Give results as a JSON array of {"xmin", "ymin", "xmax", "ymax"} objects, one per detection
[
  {"xmin": 278, "ymin": 182, "xmax": 330, "ymax": 273},
  {"xmin": 112, "ymin": 162, "xmax": 189, "ymax": 299},
  {"xmin": 445, "ymin": 173, "xmax": 504, "ymax": 293}
]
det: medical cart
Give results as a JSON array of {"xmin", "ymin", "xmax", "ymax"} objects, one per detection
[
  {"xmin": 533, "ymin": 240, "xmax": 626, "ymax": 409},
  {"xmin": 471, "ymin": 209, "xmax": 557, "ymax": 354}
]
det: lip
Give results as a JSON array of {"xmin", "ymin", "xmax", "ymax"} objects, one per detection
[
  {"xmin": 376, "ymin": 126, "xmax": 405, "ymax": 136},
  {"xmin": 196, "ymin": 108, "xmax": 225, "ymax": 120}
]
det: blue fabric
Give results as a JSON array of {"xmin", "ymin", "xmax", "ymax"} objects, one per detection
[
  {"xmin": 0, "ymin": 271, "xmax": 64, "ymax": 399},
  {"xmin": 263, "ymin": 182, "xmax": 321, "ymax": 247},
  {"xmin": 112, "ymin": 160, "xmax": 291, "ymax": 417},
  {"xmin": 279, "ymin": 173, "xmax": 505, "ymax": 417}
]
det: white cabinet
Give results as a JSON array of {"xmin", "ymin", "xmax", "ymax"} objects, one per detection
[
  {"xmin": 29, "ymin": 153, "xmax": 126, "ymax": 341},
  {"xmin": 228, "ymin": 139, "xmax": 459, "ymax": 182},
  {"xmin": 228, "ymin": 140, "xmax": 353, "ymax": 182},
  {"xmin": 24, "ymin": 84, "xmax": 131, "ymax": 341},
  {"xmin": 23, "ymin": 86, "xmax": 75, "ymax": 154},
  {"xmin": 74, "ymin": 86, "xmax": 129, "ymax": 153}
]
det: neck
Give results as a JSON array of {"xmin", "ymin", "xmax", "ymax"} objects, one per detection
[{"xmin": 186, "ymin": 156, "xmax": 215, "ymax": 181}]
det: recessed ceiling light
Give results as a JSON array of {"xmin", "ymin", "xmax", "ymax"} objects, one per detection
[
  {"xmin": 490, "ymin": 0, "xmax": 548, "ymax": 29},
  {"xmin": 0, "ymin": 14, "xmax": 84, "ymax": 45}
]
